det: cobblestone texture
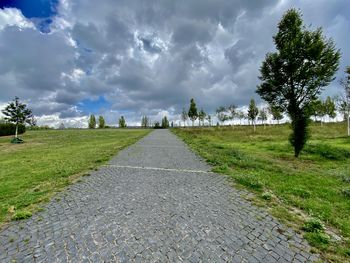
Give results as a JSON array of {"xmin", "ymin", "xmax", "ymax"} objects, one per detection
[{"xmin": 0, "ymin": 130, "xmax": 319, "ymax": 262}]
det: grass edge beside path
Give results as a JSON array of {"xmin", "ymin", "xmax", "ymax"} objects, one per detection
[
  {"xmin": 0, "ymin": 129, "xmax": 151, "ymax": 226},
  {"xmin": 172, "ymin": 124, "xmax": 350, "ymax": 263}
]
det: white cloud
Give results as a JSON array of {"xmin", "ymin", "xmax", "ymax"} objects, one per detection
[{"xmin": 0, "ymin": 8, "xmax": 34, "ymax": 30}]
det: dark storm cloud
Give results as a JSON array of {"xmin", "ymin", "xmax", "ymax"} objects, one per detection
[{"xmin": 0, "ymin": 0, "xmax": 349, "ymax": 127}]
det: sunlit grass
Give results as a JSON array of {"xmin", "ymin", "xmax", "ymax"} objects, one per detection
[
  {"xmin": 0, "ymin": 129, "xmax": 150, "ymax": 224},
  {"xmin": 173, "ymin": 122, "xmax": 350, "ymax": 262}
]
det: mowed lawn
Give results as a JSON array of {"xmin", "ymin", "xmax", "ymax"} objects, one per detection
[
  {"xmin": 0, "ymin": 129, "xmax": 150, "ymax": 224},
  {"xmin": 173, "ymin": 122, "xmax": 350, "ymax": 261}
]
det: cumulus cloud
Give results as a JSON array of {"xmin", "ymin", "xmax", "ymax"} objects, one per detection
[{"xmin": 0, "ymin": 0, "xmax": 349, "ymax": 127}]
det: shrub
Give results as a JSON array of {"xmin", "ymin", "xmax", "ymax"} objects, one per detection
[
  {"xmin": 0, "ymin": 123, "xmax": 25, "ymax": 137},
  {"xmin": 304, "ymin": 232, "xmax": 330, "ymax": 249},
  {"xmin": 12, "ymin": 210, "xmax": 32, "ymax": 220},
  {"xmin": 341, "ymin": 189, "xmax": 350, "ymax": 198},
  {"xmin": 302, "ymin": 218, "xmax": 325, "ymax": 233},
  {"xmin": 262, "ymin": 191, "xmax": 273, "ymax": 200}
]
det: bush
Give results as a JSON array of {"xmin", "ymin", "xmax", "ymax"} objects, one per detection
[
  {"xmin": 262, "ymin": 191, "xmax": 273, "ymax": 200},
  {"xmin": 12, "ymin": 210, "xmax": 32, "ymax": 220},
  {"xmin": 341, "ymin": 189, "xmax": 350, "ymax": 198},
  {"xmin": 0, "ymin": 123, "xmax": 26, "ymax": 137},
  {"xmin": 302, "ymin": 218, "xmax": 325, "ymax": 233}
]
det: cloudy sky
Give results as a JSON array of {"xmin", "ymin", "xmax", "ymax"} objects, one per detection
[{"xmin": 0, "ymin": 0, "xmax": 349, "ymax": 127}]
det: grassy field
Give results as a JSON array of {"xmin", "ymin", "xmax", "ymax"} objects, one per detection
[
  {"xmin": 173, "ymin": 122, "xmax": 350, "ymax": 262},
  {"xmin": 0, "ymin": 129, "xmax": 150, "ymax": 224}
]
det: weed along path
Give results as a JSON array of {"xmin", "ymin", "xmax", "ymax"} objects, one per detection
[{"xmin": 0, "ymin": 130, "xmax": 318, "ymax": 262}]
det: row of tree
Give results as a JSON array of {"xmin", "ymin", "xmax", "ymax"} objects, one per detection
[{"xmin": 88, "ymin": 114, "xmax": 106, "ymax": 129}]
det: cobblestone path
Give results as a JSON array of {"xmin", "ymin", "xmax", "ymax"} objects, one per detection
[{"xmin": 0, "ymin": 130, "xmax": 319, "ymax": 262}]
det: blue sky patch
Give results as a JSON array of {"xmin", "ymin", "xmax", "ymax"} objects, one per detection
[
  {"xmin": 78, "ymin": 96, "xmax": 111, "ymax": 114},
  {"xmin": 0, "ymin": 0, "xmax": 59, "ymax": 32}
]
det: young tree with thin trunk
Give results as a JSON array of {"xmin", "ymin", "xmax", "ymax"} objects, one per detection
[
  {"xmin": 141, "ymin": 116, "xmax": 149, "ymax": 128},
  {"xmin": 257, "ymin": 9, "xmax": 340, "ymax": 157},
  {"xmin": 237, "ymin": 111, "xmax": 245, "ymax": 125},
  {"xmin": 88, "ymin": 114, "xmax": 96, "ymax": 129},
  {"xmin": 216, "ymin": 106, "xmax": 229, "ymax": 126},
  {"xmin": 258, "ymin": 107, "xmax": 268, "ymax": 128},
  {"xmin": 98, "ymin": 116, "xmax": 105, "ymax": 128},
  {"xmin": 188, "ymin": 98, "xmax": 198, "ymax": 126},
  {"xmin": 206, "ymin": 114, "xmax": 212, "ymax": 126},
  {"xmin": 248, "ymin": 99, "xmax": 259, "ymax": 132},
  {"xmin": 181, "ymin": 108, "xmax": 188, "ymax": 127},
  {"xmin": 324, "ymin": 96, "xmax": 336, "ymax": 123},
  {"xmin": 339, "ymin": 66, "xmax": 350, "ymax": 136},
  {"xmin": 268, "ymin": 105, "xmax": 283, "ymax": 125},
  {"xmin": 198, "ymin": 108, "xmax": 206, "ymax": 126},
  {"xmin": 228, "ymin": 104, "xmax": 237, "ymax": 128},
  {"xmin": 2, "ymin": 97, "xmax": 33, "ymax": 142}
]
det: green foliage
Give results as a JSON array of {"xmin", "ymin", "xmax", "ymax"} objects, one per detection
[
  {"xmin": 12, "ymin": 210, "xmax": 32, "ymax": 221},
  {"xmin": 262, "ymin": 191, "xmax": 273, "ymax": 200},
  {"xmin": 341, "ymin": 189, "xmax": 350, "ymax": 198},
  {"xmin": 88, "ymin": 114, "xmax": 96, "ymax": 129},
  {"xmin": 118, "ymin": 116, "xmax": 127, "ymax": 128},
  {"xmin": 98, "ymin": 116, "xmax": 105, "ymax": 128},
  {"xmin": 154, "ymin": 121, "xmax": 161, "ymax": 129},
  {"xmin": 161, "ymin": 116, "xmax": 169, "ymax": 128},
  {"xmin": 324, "ymin": 96, "xmax": 336, "ymax": 119},
  {"xmin": 1, "ymin": 97, "xmax": 34, "ymax": 138},
  {"xmin": 248, "ymin": 99, "xmax": 259, "ymax": 121},
  {"xmin": 304, "ymin": 232, "xmax": 330, "ymax": 250},
  {"xmin": 304, "ymin": 218, "xmax": 325, "ymax": 233},
  {"xmin": 268, "ymin": 105, "xmax": 283, "ymax": 124},
  {"xmin": 258, "ymin": 107, "xmax": 268, "ymax": 124},
  {"xmin": 188, "ymin": 98, "xmax": 198, "ymax": 125},
  {"xmin": 257, "ymin": 9, "xmax": 340, "ymax": 157},
  {"xmin": 0, "ymin": 123, "xmax": 25, "ymax": 137}
]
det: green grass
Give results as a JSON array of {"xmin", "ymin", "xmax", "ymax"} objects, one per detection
[
  {"xmin": 0, "ymin": 129, "xmax": 150, "ymax": 224},
  {"xmin": 173, "ymin": 122, "xmax": 350, "ymax": 262}
]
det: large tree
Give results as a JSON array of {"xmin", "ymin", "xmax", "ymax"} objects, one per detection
[
  {"xmin": 188, "ymin": 98, "xmax": 198, "ymax": 126},
  {"xmin": 257, "ymin": 9, "xmax": 340, "ymax": 157},
  {"xmin": 2, "ymin": 97, "xmax": 33, "ymax": 141},
  {"xmin": 248, "ymin": 99, "xmax": 259, "ymax": 131}
]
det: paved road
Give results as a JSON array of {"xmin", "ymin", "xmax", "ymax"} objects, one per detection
[{"xmin": 0, "ymin": 130, "xmax": 318, "ymax": 262}]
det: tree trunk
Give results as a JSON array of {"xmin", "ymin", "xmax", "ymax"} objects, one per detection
[
  {"xmin": 253, "ymin": 120, "xmax": 256, "ymax": 132},
  {"xmin": 347, "ymin": 110, "xmax": 350, "ymax": 136},
  {"xmin": 15, "ymin": 124, "xmax": 18, "ymax": 138}
]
